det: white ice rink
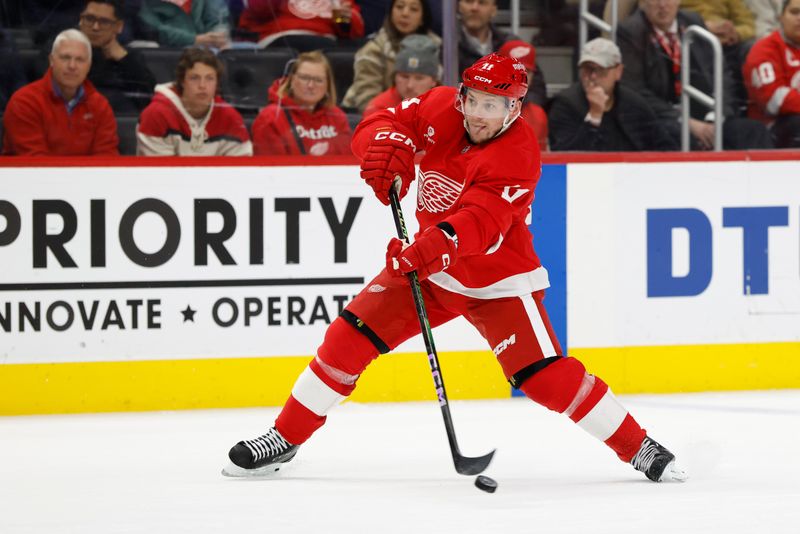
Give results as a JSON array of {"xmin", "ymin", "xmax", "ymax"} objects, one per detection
[{"xmin": 2, "ymin": 390, "xmax": 799, "ymax": 534}]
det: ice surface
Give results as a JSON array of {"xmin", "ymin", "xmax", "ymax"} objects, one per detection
[{"xmin": 1, "ymin": 391, "xmax": 799, "ymax": 534}]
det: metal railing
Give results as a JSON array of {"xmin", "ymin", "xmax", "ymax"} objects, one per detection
[
  {"xmin": 681, "ymin": 25, "xmax": 724, "ymax": 151},
  {"xmin": 510, "ymin": 0, "xmax": 520, "ymax": 36},
  {"xmin": 579, "ymin": 0, "xmax": 618, "ymax": 49},
  {"xmin": 442, "ymin": 0, "xmax": 458, "ymax": 87}
]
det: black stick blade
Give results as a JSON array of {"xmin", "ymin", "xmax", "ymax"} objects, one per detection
[{"xmin": 454, "ymin": 449, "xmax": 496, "ymax": 476}]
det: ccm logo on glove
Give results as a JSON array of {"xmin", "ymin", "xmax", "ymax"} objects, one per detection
[
  {"xmin": 374, "ymin": 131, "xmax": 417, "ymax": 151},
  {"xmin": 360, "ymin": 129, "xmax": 418, "ymax": 206},
  {"xmin": 386, "ymin": 226, "xmax": 458, "ymax": 281}
]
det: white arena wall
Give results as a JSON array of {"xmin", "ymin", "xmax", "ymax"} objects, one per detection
[{"xmin": 0, "ymin": 152, "xmax": 797, "ymax": 414}]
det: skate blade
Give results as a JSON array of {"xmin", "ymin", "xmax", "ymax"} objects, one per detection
[
  {"xmin": 659, "ymin": 461, "xmax": 689, "ymax": 483},
  {"xmin": 221, "ymin": 461, "xmax": 287, "ymax": 478}
]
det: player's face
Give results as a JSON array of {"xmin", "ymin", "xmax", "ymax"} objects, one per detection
[
  {"xmin": 181, "ymin": 62, "xmax": 217, "ymax": 113},
  {"xmin": 458, "ymin": 0, "xmax": 497, "ymax": 33},
  {"xmin": 290, "ymin": 61, "xmax": 328, "ymax": 108},
  {"xmin": 391, "ymin": 0, "xmax": 424, "ymax": 35},
  {"xmin": 395, "ymin": 72, "xmax": 437, "ymax": 100},
  {"xmin": 461, "ymin": 88, "xmax": 517, "ymax": 143},
  {"xmin": 639, "ymin": 0, "xmax": 680, "ymax": 32},
  {"xmin": 49, "ymin": 39, "xmax": 91, "ymax": 95},
  {"xmin": 579, "ymin": 62, "xmax": 622, "ymax": 96},
  {"xmin": 781, "ymin": 0, "xmax": 800, "ymax": 43},
  {"xmin": 79, "ymin": 2, "xmax": 123, "ymax": 48}
]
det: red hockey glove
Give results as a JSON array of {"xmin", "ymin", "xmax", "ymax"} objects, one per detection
[
  {"xmin": 360, "ymin": 130, "xmax": 417, "ymax": 206},
  {"xmin": 386, "ymin": 226, "xmax": 458, "ymax": 281}
]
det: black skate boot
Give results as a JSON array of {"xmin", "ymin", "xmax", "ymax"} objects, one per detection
[
  {"xmin": 630, "ymin": 436, "xmax": 688, "ymax": 482},
  {"xmin": 222, "ymin": 427, "xmax": 299, "ymax": 477}
]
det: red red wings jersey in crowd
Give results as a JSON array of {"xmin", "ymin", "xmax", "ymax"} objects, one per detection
[
  {"xmin": 352, "ymin": 86, "xmax": 547, "ymax": 298},
  {"xmin": 240, "ymin": 0, "xmax": 365, "ymax": 47},
  {"xmin": 743, "ymin": 30, "xmax": 800, "ymax": 123}
]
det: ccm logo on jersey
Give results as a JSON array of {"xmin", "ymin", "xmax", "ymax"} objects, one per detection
[
  {"xmin": 493, "ymin": 334, "xmax": 516, "ymax": 356},
  {"xmin": 374, "ymin": 131, "xmax": 417, "ymax": 151}
]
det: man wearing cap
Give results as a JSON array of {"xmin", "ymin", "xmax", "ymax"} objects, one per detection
[
  {"xmin": 363, "ymin": 34, "xmax": 441, "ymax": 118},
  {"xmin": 498, "ymin": 39, "xmax": 549, "ymax": 149},
  {"xmin": 618, "ymin": 0, "xmax": 773, "ymax": 149},
  {"xmin": 548, "ymin": 37, "xmax": 677, "ymax": 151}
]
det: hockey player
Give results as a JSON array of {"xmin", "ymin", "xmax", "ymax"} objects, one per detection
[
  {"xmin": 743, "ymin": 0, "xmax": 800, "ymax": 147},
  {"xmin": 224, "ymin": 53, "xmax": 688, "ymax": 483}
]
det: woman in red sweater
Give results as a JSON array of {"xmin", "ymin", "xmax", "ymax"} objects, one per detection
[{"xmin": 252, "ymin": 51, "xmax": 352, "ymax": 156}]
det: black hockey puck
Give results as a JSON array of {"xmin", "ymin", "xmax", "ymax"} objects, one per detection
[{"xmin": 474, "ymin": 475, "xmax": 498, "ymax": 493}]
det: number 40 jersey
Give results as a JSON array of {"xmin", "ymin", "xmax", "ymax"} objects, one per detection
[{"xmin": 743, "ymin": 30, "xmax": 800, "ymax": 124}]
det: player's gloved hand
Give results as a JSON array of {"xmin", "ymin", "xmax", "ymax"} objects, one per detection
[
  {"xmin": 386, "ymin": 226, "xmax": 458, "ymax": 281},
  {"xmin": 360, "ymin": 130, "xmax": 416, "ymax": 206}
]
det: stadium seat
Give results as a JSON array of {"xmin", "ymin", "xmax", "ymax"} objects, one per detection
[
  {"xmin": 18, "ymin": 48, "xmax": 47, "ymax": 83},
  {"xmin": 220, "ymin": 48, "xmax": 296, "ymax": 115},
  {"xmin": 139, "ymin": 48, "xmax": 184, "ymax": 84},
  {"xmin": 116, "ymin": 115, "xmax": 139, "ymax": 156},
  {"xmin": 324, "ymin": 49, "xmax": 355, "ymax": 106}
]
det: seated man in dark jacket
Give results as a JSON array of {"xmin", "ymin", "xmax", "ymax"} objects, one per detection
[
  {"xmin": 617, "ymin": 0, "xmax": 772, "ymax": 149},
  {"xmin": 79, "ymin": 0, "xmax": 156, "ymax": 113},
  {"xmin": 549, "ymin": 38, "xmax": 678, "ymax": 151}
]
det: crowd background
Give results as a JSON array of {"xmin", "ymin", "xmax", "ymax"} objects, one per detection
[{"xmin": 0, "ymin": 0, "xmax": 797, "ymax": 156}]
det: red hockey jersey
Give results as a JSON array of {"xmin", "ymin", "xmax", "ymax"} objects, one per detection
[
  {"xmin": 252, "ymin": 77, "xmax": 352, "ymax": 156},
  {"xmin": 239, "ymin": 0, "xmax": 365, "ymax": 47},
  {"xmin": 352, "ymin": 86, "xmax": 547, "ymax": 298},
  {"xmin": 743, "ymin": 30, "xmax": 800, "ymax": 123}
]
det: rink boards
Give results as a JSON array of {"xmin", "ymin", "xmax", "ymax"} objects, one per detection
[{"xmin": 0, "ymin": 154, "xmax": 798, "ymax": 414}]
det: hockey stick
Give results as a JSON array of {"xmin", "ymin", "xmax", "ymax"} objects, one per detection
[{"xmin": 388, "ymin": 187, "xmax": 495, "ymax": 476}]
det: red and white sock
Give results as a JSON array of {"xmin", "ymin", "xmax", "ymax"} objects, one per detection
[{"xmin": 519, "ymin": 356, "xmax": 645, "ymax": 462}]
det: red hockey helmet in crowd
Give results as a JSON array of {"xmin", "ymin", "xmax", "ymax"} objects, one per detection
[{"xmin": 461, "ymin": 53, "xmax": 529, "ymax": 100}]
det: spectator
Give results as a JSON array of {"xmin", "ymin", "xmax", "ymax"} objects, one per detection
[
  {"xmin": 744, "ymin": 0, "xmax": 784, "ymax": 37},
  {"xmin": 681, "ymin": 0, "xmax": 756, "ymax": 47},
  {"xmin": 363, "ymin": 33, "xmax": 440, "ymax": 117},
  {"xmin": 79, "ymin": 0, "xmax": 156, "ymax": 113},
  {"xmin": 458, "ymin": 0, "xmax": 547, "ymax": 106},
  {"xmin": 138, "ymin": 0, "xmax": 231, "ymax": 49},
  {"xmin": 0, "ymin": 28, "xmax": 26, "ymax": 111},
  {"xmin": 238, "ymin": 0, "xmax": 365, "ymax": 50},
  {"xmin": 617, "ymin": 0, "xmax": 773, "ymax": 149},
  {"xmin": 743, "ymin": 0, "xmax": 800, "ymax": 147},
  {"xmin": 681, "ymin": 0, "xmax": 756, "ymax": 103},
  {"xmin": 549, "ymin": 38, "xmax": 678, "ymax": 151},
  {"xmin": 3, "ymin": 29, "xmax": 118, "ymax": 156},
  {"xmin": 498, "ymin": 40, "xmax": 549, "ymax": 150},
  {"xmin": 137, "ymin": 47, "xmax": 251, "ymax": 155},
  {"xmin": 342, "ymin": 0, "xmax": 439, "ymax": 111},
  {"xmin": 251, "ymin": 50, "xmax": 352, "ymax": 155}
]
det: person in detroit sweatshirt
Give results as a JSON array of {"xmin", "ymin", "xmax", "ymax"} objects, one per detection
[{"xmin": 251, "ymin": 50, "xmax": 352, "ymax": 156}]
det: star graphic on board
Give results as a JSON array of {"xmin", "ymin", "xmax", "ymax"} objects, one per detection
[{"xmin": 181, "ymin": 305, "xmax": 197, "ymax": 322}]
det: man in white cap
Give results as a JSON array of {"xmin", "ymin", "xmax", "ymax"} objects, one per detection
[{"xmin": 549, "ymin": 37, "xmax": 677, "ymax": 151}]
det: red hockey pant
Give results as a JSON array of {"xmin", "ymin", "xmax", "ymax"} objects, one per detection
[{"xmin": 275, "ymin": 269, "xmax": 645, "ymax": 462}]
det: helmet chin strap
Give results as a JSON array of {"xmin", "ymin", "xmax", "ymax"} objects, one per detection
[{"xmin": 494, "ymin": 105, "xmax": 521, "ymax": 139}]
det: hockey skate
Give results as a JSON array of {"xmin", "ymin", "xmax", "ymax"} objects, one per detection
[
  {"xmin": 630, "ymin": 436, "xmax": 688, "ymax": 482},
  {"xmin": 222, "ymin": 427, "xmax": 299, "ymax": 478}
]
